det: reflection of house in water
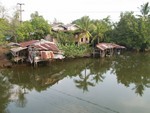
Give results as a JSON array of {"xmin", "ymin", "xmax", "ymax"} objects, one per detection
[
  {"xmin": 34, "ymin": 70, "xmax": 65, "ymax": 87},
  {"xmin": 94, "ymin": 43, "xmax": 126, "ymax": 57},
  {"xmin": 10, "ymin": 39, "xmax": 65, "ymax": 65}
]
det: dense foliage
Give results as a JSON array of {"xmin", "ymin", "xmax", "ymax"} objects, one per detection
[
  {"xmin": 108, "ymin": 11, "xmax": 150, "ymax": 51},
  {"xmin": 0, "ymin": 2, "xmax": 150, "ymax": 51},
  {"xmin": 0, "ymin": 6, "xmax": 50, "ymax": 42},
  {"xmin": 58, "ymin": 43, "xmax": 91, "ymax": 58},
  {"xmin": 0, "ymin": 18, "xmax": 10, "ymax": 42}
]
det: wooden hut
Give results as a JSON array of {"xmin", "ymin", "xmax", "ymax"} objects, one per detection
[
  {"xmin": 95, "ymin": 43, "xmax": 126, "ymax": 57},
  {"xmin": 10, "ymin": 47, "xmax": 27, "ymax": 63},
  {"xmin": 10, "ymin": 39, "xmax": 64, "ymax": 65},
  {"xmin": 28, "ymin": 39, "xmax": 64, "ymax": 66},
  {"xmin": 9, "ymin": 40, "xmax": 39, "ymax": 63}
]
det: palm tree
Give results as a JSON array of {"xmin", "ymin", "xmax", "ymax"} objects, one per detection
[
  {"xmin": 74, "ymin": 64, "xmax": 95, "ymax": 92},
  {"xmin": 72, "ymin": 16, "xmax": 92, "ymax": 44},
  {"xmin": 91, "ymin": 17, "xmax": 112, "ymax": 46},
  {"xmin": 91, "ymin": 20, "xmax": 104, "ymax": 44},
  {"xmin": 138, "ymin": 2, "xmax": 150, "ymax": 20}
]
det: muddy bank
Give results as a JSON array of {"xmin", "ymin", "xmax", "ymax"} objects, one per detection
[{"xmin": 0, "ymin": 46, "xmax": 12, "ymax": 68}]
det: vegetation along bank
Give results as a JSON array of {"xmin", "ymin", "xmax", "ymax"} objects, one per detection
[{"xmin": 0, "ymin": 2, "xmax": 150, "ymax": 67}]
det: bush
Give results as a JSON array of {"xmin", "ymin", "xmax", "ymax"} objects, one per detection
[{"xmin": 58, "ymin": 43, "xmax": 91, "ymax": 58}]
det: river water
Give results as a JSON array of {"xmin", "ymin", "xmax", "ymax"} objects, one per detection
[{"xmin": 0, "ymin": 52, "xmax": 150, "ymax": 113}]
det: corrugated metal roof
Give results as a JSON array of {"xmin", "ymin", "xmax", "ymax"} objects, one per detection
[
  {"xmin": 96, "ymin": 43, "xmax": 125, "ymax": 51},
  {"xmin": 31, "ymin": 40, "xmax": 60, "ymax": 52},
  {"xmin": 10, "ymin": 47, "xmax": 27, "ymax": 52},
  {"xmin": 19, "ymin": 40, "xmax": 39, "ymax": 47},
  {"xmin": 10, "ymin": 47, "xmax": 27, "ymax": 56},
  {"xmin": 18, "ymin": 39, "xmax": 60, "ymax": 52}
]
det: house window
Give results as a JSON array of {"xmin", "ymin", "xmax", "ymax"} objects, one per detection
[
  {"xmin": 86, "ymin": 38, "xmax": 88, "ymax": 41},
  {"xmin": 81, "ymin": 38, "xmax": 83, "ymax": 42}
]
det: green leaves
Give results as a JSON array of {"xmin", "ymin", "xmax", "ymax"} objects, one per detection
[
  {"xmin": 30, "ymin": 12, "xmax": 50, "ymax": 40},
  {"xmin": 73, "ymin": 16, "xmax": 92, "ymax": 42},
  {"xmin": 0, "ymin": 18, "xmax": 10, "ymax": 41},
  {"xmin": 16, "ymin": 21, "xmax": 34, "ymax": 41},
  {"xmin": 109, "ymin": 9, "xmax": 150, "ymax": 51},
  {"xmin": 16, "ymin": 11, "xmax": 50, "ymax": 41},
  {"xmin": 138, "ymin": 2, "xmax": 150, "ymax": 20},
  {"xmin": 58, "ymin": 43, "xmax": 90, "ymax": 58},
  {"xmin": 91, "ymin": 18, "xmax": 112, "ymax": 43}
]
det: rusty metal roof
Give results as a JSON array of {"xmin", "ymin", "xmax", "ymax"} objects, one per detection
[
  {"xmin": 96, "ymin": 43, "xmax": 125, "ymax": 51},
  {"xmin": 31, "ymin": 39, "xmax": 60, "ymax": 52},
  {"xmin": 10, "ymin": 47, "xmax": 27, "ymax": 56},
  {"xmin": 19, "ymin": 39, "xmax": 60, "ymax": 52},
  {"xmin": 19, "ymin": 40, "xmax": 39, "ymax": 47}
]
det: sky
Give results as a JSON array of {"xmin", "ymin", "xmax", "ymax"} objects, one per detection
[{"xmin": 0, "ymin": 0, "xmax": 150, "ymax": 23}]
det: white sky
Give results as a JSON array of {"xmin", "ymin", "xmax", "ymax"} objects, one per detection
[{"xmin": 0, "ymin": 0, "xmax": 150, "ymax": 23}]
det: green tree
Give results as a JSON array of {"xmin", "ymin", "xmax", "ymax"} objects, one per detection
[
  {"xmin": 16, "ymin": 21, "xmax": 34, "ymax": 41},
  {"xmin": 74, "ymin": 66, "xmax": 95, "ymax": 92},
  {"xmin": 137, "ymin": 18, "xmax": 150, "ymax": 51},
  {"xmin": 0, "ymin": 4, "xmax": 10, "ymax": 42},
  {"xmin": 137, "ymin": 2, "xmax": 150, "ymax": 51},
  {"xmin": 72, "ymin": 16, "xmax": 92, "ymax": 42},
  {"xmin": 0, "ymin": 18, "xmax": 10, "ymax": 41},
  {"xmin": 52, "ymin": 31, "xmax": 74, "ymax": 45},
  {"xmin": 0, "ymin": 75, "xmax": 10, "ymax": 113},
  {"xmin": 138, "ymin": 2, "xmax": 150, "ymax": 20},
  {"xmin": 0, "ymin": 4, "xmax": 8, "ymax": 19},
  {"xmin": 9, "ymin": 10, "xmax": 20, "ymax": 42},
  {"xmin": 109, "ymin": 12, "xmax": 144, "ymax": 50},
  {"xmin": 91, "ymin": 17, "xmax": 112, "ymax": 45},
  {"xmin": 30, "ymin": 11, "xmax": 50, "ymax": 40}
]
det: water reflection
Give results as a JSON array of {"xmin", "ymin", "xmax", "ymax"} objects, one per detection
[
  {"xmin": 0, "ymin": 74, "xmax": 10, "ymax": 113},
  {"xmin": 0, "ymin": 52, "xmax": 150, "ymax": 112},
  {"xmin": 74, "ymin": 58, "xmax": 112, "ymax": 92},
  {"xmin": 74, "ymin": 68, "xmax": 95, "ymax": 92},
  {"xmin": 113, "ymin": 53, "xmax": 150, "ymax": 96}
]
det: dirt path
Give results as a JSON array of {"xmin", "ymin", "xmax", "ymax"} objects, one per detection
[{"xmin": 0, "ymin": 46, "xmax": 12, "ymax": 68}]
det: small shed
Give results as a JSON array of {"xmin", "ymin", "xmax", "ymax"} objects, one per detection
[
  {"xmin": 10, "ymin": 47, "xmax": 27, "ymax": 63},
  {"xmin": 95, "ymin": 43, "xmax": 126, "ymax": 57},
  {"xmin": 10, "ymin": 40, "xmax": 40, "ymax": 63},
  {"xmin": 28, "ymin": 39, "xmax": 65, "ymax": 65}
]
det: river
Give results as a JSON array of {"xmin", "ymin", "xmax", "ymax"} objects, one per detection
[{"xmin": 0, "ymin": 52, "xmax": 150, "ymax": 113}]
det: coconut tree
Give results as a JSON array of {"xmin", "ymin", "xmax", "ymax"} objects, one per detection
[
  {"xmin": 74, "ymin": 68, "xmax": 95, "ymax": 92},
  {"xmin": 90, "ymin": 17, "xmax": 112, "ymax": 47},
  {"xmin": 72, "ymin": 16, "xmax": 92, "ymax": 44},
  {"xmin": 137, "ymin": 2, "xmax": 150, "ymax": 51},
  {"xmin": 138, "ymin": 2, "xmax": 150, "ymax": 20}
]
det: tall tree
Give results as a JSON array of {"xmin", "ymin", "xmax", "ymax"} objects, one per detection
[
  {"xmin": 0, "ymin": 4, "xmax": 10, "ymax": 41},
  {"xmin": 109, "ymin": 11, "xmax": 150, "ymax": 51},
  {"xmin": 0, "ymin": 4, "xmax": 8, "ymax": 19},
  {"xmin": 72, "ymin": 16, "xmax": 92, "ymax": 42},
  {"xmin": 138, "ymin": 2, "xmax": 150, "ymax": 20},
  {"xmin": 9, "ymin": 10, "xmax": 20, "ymax": 42},
  {"xmin": 110, "ymin": 12, "xmax": 142, "ymax": 50},
  {"xmin": 91, "ymin": 17, "xmax": 112, "ymax": 45},
  {"xmin": 16, "ymin": 21, "xmax": 34, "ymax": 41},
  {"xmin": 0, "ymin": 18, "xmax": 10, "ymax": 41},
  {"xmin": 30, "ymin": 11, "xmax": 50, "ymax": 40}
]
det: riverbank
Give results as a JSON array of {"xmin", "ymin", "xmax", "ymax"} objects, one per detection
[{"xmin": 0, "ymin": 46, "xmax": 12, "ymax": 68}]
